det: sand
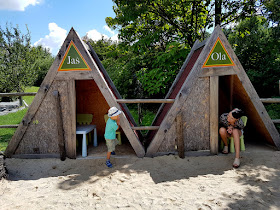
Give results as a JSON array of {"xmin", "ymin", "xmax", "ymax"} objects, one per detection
[{"xmin": 1, "ymin": 144, "xmax": 280, "ymax": 210}]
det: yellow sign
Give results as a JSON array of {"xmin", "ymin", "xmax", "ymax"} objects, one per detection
[{"xmin": 58, "ymin": 40, "xmax": 91, "ymax": 71}]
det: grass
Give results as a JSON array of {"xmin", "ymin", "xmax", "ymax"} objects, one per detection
[
  {"xmin": 0, "ymin": 86, "xmax": 39, "ymax": 152},
  {"xmin": 265, "ymin": 101, "xmax": 280, "ymax": 132},
  {"xmin": 129, "ymin": 106, "xmax": 157, "ymax": 135}
]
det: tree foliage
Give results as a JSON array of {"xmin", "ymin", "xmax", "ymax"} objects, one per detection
[
  {"xmin": 228, "ymin": 16, "xmax": 280, "ymax": 97},
  {"xmin": 104, "ymin": 0, "xmax": 261, "ymax": 97},
  {"xmin": 0, "ymin": 24, "xmax": 53, "ymax": 95}
]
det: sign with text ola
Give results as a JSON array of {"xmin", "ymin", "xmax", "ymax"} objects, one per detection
[{"xmin": 202, "ymin": 37, "xmax": 235, "ymax": 68}]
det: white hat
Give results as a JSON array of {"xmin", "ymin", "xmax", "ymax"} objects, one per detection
[{"xmin": 108, "ymin": 107, "xmax": 122, "ymax": 117}]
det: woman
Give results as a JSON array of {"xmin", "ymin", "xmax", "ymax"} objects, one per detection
[{"xmin": 219, "ymin": 108, "xmax": 245, "ymax": 168}]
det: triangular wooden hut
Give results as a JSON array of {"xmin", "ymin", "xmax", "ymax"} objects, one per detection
[
  {"xmin": 5, "ymin": 28, "xmax": 145, "ymax": 158},
  {"xmin": 146, "ymin": 26, "xmax": 280, "ymax": 157}
]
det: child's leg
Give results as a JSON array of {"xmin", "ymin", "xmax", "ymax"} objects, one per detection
[{"xmin": 107, "ymin": 151, "xmax": 111, "ymax": 160}]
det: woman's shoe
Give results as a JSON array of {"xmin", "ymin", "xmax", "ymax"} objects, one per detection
[
  {"xmin": 222, "ymin": 146, "xmax": 228, "ymax": 154},
  {"xmin": 233, "ymin": 158, "xmax": 240, "ymax": 168}
]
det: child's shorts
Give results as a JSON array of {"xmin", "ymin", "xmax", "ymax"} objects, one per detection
[{"xmin": 105, "ymin": 138, "xmax": 118, "ymax": 152}]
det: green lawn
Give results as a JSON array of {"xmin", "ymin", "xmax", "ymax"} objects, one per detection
[{"xmin": 0, "ymin": 86, "xmax": 39, "ymax": 152}]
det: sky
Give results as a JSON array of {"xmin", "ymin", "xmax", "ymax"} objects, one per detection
[{"xmin": 0, "ymin": 0, "xmax": 118, "ymax": 55}]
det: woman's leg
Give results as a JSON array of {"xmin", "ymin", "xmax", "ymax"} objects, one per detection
[
  {"xmin": 232, "ymin": 129, "xmax": 242, "ymax": 159},
  {"xmin": 219, "ymin": 127, "xmax": 229, "ymax": 146}
]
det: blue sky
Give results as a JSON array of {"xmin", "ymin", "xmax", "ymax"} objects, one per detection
[{"xmin": 0, "ymin": 0, "xmax": 117, "ymax": 55}]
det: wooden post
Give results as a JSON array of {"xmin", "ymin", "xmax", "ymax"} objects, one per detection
[
  {"xmin": 176, "ymin": 112, "xmax": 185, "ymax": 158},
  {"xmin": 53, "ymin": 90, "xmax": 66, "ymax": 161},
  {"xmin": 210, "ymin": 76, "xmax": 219, "ymax": 154},
  {"xmin": 19, "ymin": 96, "xmax": 23, "ymax": 107},
  {"xmin": 229, "ymin": 75, "xmax": 234, "ymax": 110}
]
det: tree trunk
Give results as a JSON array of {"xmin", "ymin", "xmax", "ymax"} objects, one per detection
[{"xmin": 215, "ymin": 0, "xmax": 222, "ymax": 26}]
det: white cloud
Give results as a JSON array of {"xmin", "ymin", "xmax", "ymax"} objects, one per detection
[
  {"xmin": 84, "ymin": 26, "xmax": 119, "ymax": 42},
  {"xmin": 34, "ymin": 23, "xmax": 67, "ymax": 54},
  {"xmin": 111, "ymin": 33, "xmax": 119, "ymax": 42},
  {"xmin": 0, "ymin": 0, "xmax": 42, "ymax": 11},
  {"xmin": 85, "ymin": 29, "xmax": 109, "ymax": 41},
  {"xmin": 103, "ymin": 25, "xmax": 115, "ymax": 35},
  {"xmin": 35, "ymin": 24, "xmax": 119, "ymax": 55}
]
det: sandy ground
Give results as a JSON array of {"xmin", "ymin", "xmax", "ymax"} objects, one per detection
[{"xmin": 1, "ymin": 143, "xmax": 280, "ymax": 210}]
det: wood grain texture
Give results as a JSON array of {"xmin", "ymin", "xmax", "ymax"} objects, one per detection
[
  {"xmin": 210, "ymin": 76, "xmax": 219, "ymax": 154},
  {"xmin": 14, "ymin": 82, "xmax": 61, "ymax": 155},
  {"xmin": 146, "ymin": 26, "xmax": 221, "ymax": 157},
  {"xmin": 200, "ymin": 67, "xmax": 236, "ymax": 77},
  {"xmin": 53, "ymin": 90, "xmax": 66, "ymax": 161},
  {"xmin": 176, "ymin": 113, "xmax": 184, "ymax": 158},
  {"xmin": 5, "ymin": 28, "xmax": 76, "ymax": 157}
]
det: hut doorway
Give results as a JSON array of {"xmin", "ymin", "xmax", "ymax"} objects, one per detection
[
  {"xmin": 75, "ymin": 80, "xmax": 136, "ymax": 158},
  {"xmin": 218, "ymin": 75, "xmax": 274, "ymax": 147}
]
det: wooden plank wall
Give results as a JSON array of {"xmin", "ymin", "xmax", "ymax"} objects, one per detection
[
  {"xmin": 14, "ymin": 82, "xmax": 65, "ymax": 155},
  {"xmin": 156, "ymin": 78, "xmax": 210, "ymax": 154}
]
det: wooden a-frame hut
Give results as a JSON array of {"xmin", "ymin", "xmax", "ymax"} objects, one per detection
[
  {"xmin": 5, "ymin": 28, "xmax": 145, "ymax": 158},
  {"xmin": 5, "ymin": 26, "xmax": 279, "ymax": 159},
  {"xmin": 146, "ymin": 26, "xmax": 280, "ymax": 157}
]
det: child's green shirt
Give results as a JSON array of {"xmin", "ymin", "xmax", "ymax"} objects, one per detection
[{"xmin": 104, "ymin": 118, "xmax": 118, "ymax": 139}]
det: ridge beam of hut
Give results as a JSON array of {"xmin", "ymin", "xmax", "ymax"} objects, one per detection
[
  {"xmin": 116, "ymin": 99, "xmax": 175, "ymax": 104},
  {"xmin": 131, "ymin": 126, "xmax": 160, "ymax": 130}
]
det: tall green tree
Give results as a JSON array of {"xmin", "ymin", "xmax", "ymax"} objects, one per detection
[
  {"xmin": 0, "ymin": 24, "xmax": 53, "ymax": 94},
  {"xmin": 105, "ymin": 0, "xmax": 258, "ymax": 97},
  {"xmin": 228, "ymin": 16, "xmax": 280, "ymax": 97},
  {"xmin": 0, "ymin": 24, "xmax": 34, "ymax": 93}
]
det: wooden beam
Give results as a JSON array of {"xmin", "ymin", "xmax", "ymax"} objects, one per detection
[
  {"xmin": 131, "ymin": 126, "xmax": 160, "ymax": 130},
  {"xmin": 210, "ymin": 76, "xmax": 219, "ymax": 155},
  {"xmin": 272, "ymin": 119, "xmax": 280, "ymax": 124},
  {"xmin": 116, "ymin": 99, "xmax": 175, "ymax": 104},
  {"xmin": 0, "ymin": 125, "xmax": 19, "ymax": 128},
  {"xmin": 260, "ymin": 98, "xmax": 280, "ymax": 103},
  {"xmin": 200, "ymin": 67, "xmax": 236, "ymax": 77},
  {"xmin": 230, "ymin": 75, "xmax": 234, "ymax": 110},
  {"xmin": 53, "ymin": 90, "xmax": 66, "ymax": 161},
  {"xmin": 176, "ymin": 113, "xmax": 185, "ymax": 158},
  {"xmin": 11, "ymin": 154, "xmax": 60, "ymax": 159},
  {"xmin": 68, "ymin": 79, "xmax": 76, "ymax": 159},
  {"xmin": 0, "ymin": 92, "xmax": 37, "ymax": 97}
]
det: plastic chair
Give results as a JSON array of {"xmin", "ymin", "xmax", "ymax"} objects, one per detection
[
  {"xmin": 220, "ymin": 116, "xmax": 248, "ymax": 153},
  {"xmin": 104, "ymin": 115, "xmax": 122, "ymax": 145}
]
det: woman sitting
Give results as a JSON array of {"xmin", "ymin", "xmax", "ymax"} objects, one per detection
[{"xmin": 219, "ymin": 108, "xmax": 245, "ymax": 168}]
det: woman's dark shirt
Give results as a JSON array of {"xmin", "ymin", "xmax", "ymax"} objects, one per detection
[{"xmin": 219, "ymin": 113, "xmax": 245, "ymax": 130}]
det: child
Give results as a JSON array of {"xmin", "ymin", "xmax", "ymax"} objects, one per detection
[{"xmin": 104, "ymin": 107, "xmax": 122, "ymax": 168}]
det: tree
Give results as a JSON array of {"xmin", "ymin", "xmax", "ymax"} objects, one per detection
[
  {"xmin": 228, "ymin": 16, "xmax": 280, "ymax": 97},
  {"xmin": 30, "ymin": 46, "xmax": 54, "ymax": 86},
  {"xmin": 105, "ymin": 0, "xmax": 258, "ymax": 97},
  {"xmin": 0, "ymin": 24, "xmax": 53, "ymax": 95},
  {"xmin": 0, "ymin": 24, "xmax": 34, "ymax": 93}
]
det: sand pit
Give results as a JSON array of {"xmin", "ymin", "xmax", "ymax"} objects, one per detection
[{"xmin": 1, "ymin": 143, "xmax": 280, "ymax": 210}]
